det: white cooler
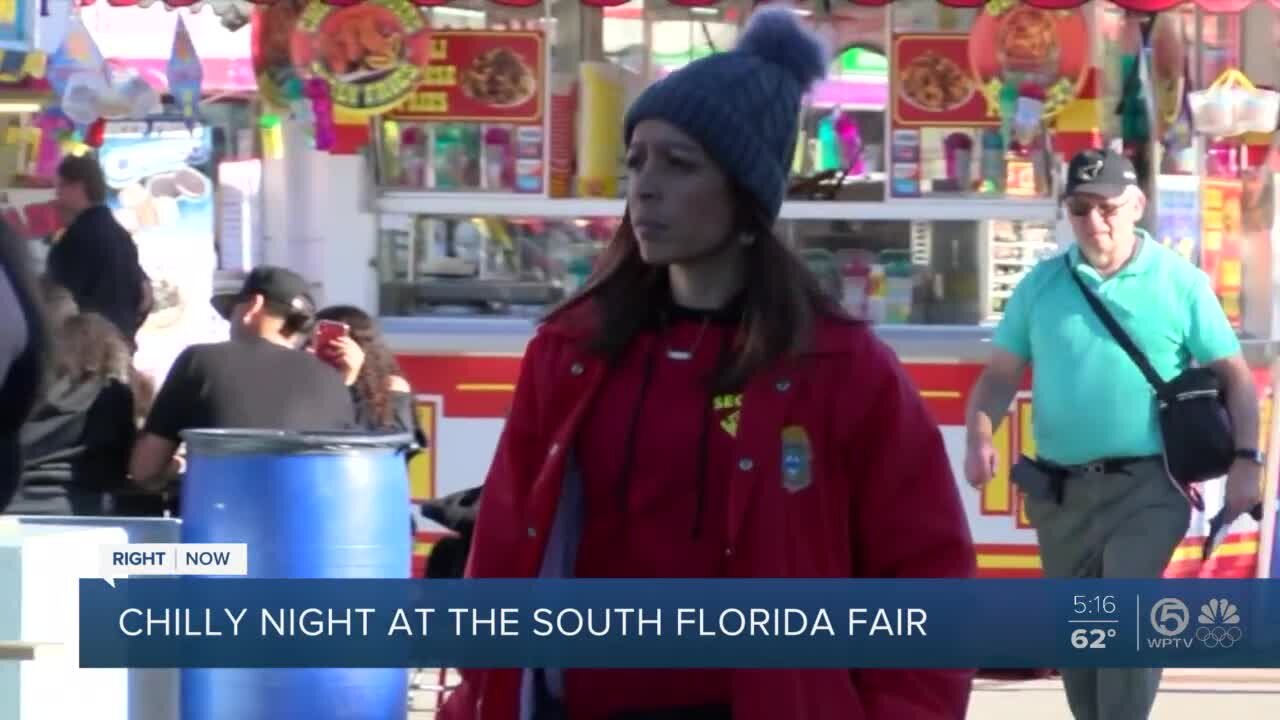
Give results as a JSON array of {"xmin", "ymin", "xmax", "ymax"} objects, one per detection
[
  {"xmin": 5, "ymin": 512, "xmax": 184, "ymax": 717},
  {"xmin": 1, "ymin": 519, "xmax": 130, "ymax": 720}
]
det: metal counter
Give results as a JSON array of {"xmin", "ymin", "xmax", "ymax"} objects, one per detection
[{"xmin": 381, "ymin": 316, "xmax": 1280, "ymax": 367}]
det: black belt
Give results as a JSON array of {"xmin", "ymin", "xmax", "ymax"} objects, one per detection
[{"xmin": 1046, "ymin": 455, "xmax": 1162, "ymax": 476}]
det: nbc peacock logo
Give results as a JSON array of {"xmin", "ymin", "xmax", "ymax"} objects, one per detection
[{"xmin": 1194, "ymin": 598, "xmax": 1243, "ymax": 649}]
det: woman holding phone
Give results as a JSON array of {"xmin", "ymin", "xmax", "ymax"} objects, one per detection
[
  {"xmin": 440, "ymin": 9, "xmax": 974, "ymax": 720},
  {"xmin": 312, "ymin": 305, "xmax": 424, "ymax": 441}
]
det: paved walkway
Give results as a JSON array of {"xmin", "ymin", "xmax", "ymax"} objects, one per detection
[
  {"xmin": 408, "ymin": 669, "xmax": 1280, "ymax": 718},
  {"xmin": 970, "ymin": 669, "xmax": 1280, "ymax": 717}
]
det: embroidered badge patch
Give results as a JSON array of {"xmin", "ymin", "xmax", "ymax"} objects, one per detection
[
  {"xmin": 781, "ymin": 425, "xmax": 812, "ymax": 493},
  {"xmin": 714, "ymin": 393, "xmax": 742, "ymax": 437}
]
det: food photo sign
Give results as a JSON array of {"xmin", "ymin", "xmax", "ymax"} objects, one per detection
[
  {"xmin": 893, "ymin": 34, "xmax": 991, "ymax": 128},
  {"xmin": 291, "ymin": 0, "xmax": 432, "ymax": 116},
  {"xmin": 891, "ymin": 4, "xmax": 1088, "ymax": 128},
  {"xmin": 388, "ymin": 31, "xmax": 544, "ymax": 125}
]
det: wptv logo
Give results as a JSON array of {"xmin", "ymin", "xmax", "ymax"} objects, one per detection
[{"xmin": 1148, "ymin": 597, "xmax": 1243, "ymax": 649}]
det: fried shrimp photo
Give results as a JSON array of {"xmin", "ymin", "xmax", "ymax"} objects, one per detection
[{"xmin": 315, "ymin": 5, "xmax": 405, "ymax": 80}]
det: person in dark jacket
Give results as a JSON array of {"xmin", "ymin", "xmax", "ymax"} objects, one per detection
[
  {"xmin": 6, "ymin": 311, "xmax": 143, "ymax": 516},
  {"xmin": 421, "ymin": 486, "xmax": 482, "ymax": 579},
  {"xmin": 46, "ymin": 154, "xmax": 148, "ymax": 345},
  {"xmin": 0, "ymin": 218, "xmax": 48, "ymax": 509}
]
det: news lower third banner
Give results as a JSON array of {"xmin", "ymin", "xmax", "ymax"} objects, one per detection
[{"xmin": 79, "ymin": 579, "xmax": 1280, "ymax": 669}]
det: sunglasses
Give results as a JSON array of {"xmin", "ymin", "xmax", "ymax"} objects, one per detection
[{"xmin": 1066, "ymin": 197, "xmax": 1126, "ymax": 218}]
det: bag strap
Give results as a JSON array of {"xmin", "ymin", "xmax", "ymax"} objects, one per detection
[{"xmin": 1063, "ymin": 255, "xmax": 1166, "ymax": 392}]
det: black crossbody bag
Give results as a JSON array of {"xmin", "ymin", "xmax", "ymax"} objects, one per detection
[{"xmin": 1065, "ymin": 256, "xmax": 1235, "ymax": 489}]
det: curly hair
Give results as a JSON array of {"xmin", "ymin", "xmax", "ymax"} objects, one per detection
[
  {"xmin": 315, "ymin": 305, "xmax": 403, "ymax": 429},
  {"xmin": 53, "ymin": 312, "xmax": 133, "ymax": 386},
  {"xmin": 38, "ymin": 276, "xmax": 79, "ymax": 329}
]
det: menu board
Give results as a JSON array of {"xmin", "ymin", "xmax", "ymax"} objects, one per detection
[
  {"xmin": 1200, "ymin": 178, "xmax": 1243, "ymax": 329},
  {"xmin": 892, "ymin": 34, "xmax": 995, "ymax": 128},
  {"xmin": 890, "ymin": 7, "xmax": 1089, "ymax": 129},
  {"xmin": 389, "ymin": 31, "xmax": 544, "ymax": 125}
]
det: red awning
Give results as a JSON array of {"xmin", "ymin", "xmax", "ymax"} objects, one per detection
[{"xmin": 67, "ymin": 0, "xmax": 1280, "ymax": 12}]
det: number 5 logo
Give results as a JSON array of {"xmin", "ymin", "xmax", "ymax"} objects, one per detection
[{"xmin": 1150, "ymin": 598, "xmax": 1190, "ymax": 637}]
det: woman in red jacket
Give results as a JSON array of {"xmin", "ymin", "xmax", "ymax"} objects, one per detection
[{"xmin": 441, "ymin": 8, "xmax": 976, "ymax": 720}]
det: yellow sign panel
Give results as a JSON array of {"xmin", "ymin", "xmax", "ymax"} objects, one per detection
[{"xmin": 408, "ymin": 400, "xmax": 437, "ymax": 502}]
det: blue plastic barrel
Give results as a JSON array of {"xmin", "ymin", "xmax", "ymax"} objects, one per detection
[{"xmin": 179, "ymin": 429, "xmax": 412, "ymax": 720}]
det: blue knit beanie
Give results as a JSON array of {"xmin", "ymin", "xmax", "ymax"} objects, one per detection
[{"xmin": 623, "ymin": 7, "xmax": 829, "ymax": 222}]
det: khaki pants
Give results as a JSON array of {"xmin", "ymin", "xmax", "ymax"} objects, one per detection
[{"xmin": 1024, "ymin": 458, "xmax": 1191, "ymax": 720}]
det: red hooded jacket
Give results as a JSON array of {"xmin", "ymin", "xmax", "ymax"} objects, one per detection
[{"xmin": 439, "ymin": 304, "xmax": 977, "ymax": 720}]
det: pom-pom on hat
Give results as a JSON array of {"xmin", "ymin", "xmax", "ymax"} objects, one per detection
[{"xmin": 624, "ymin": 6, "xmax": 829, "ymax": 222}]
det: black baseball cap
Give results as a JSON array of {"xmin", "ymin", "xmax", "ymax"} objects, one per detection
[
  {"xmin": 1064, "ymin": 148, "xmax": 1139, "ymax": 198},
  {"xmin": 211, "ymin": 265, "xmax": 316, "ymax": 321}
]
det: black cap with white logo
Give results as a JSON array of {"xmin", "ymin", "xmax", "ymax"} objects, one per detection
[
  {"xmin": 211, "ymin": 265, "xmax": 316, "ymax": 321},
  {"xmin": 1064, "ymin": 148, "xmax": 1139, "ymax": 198}
]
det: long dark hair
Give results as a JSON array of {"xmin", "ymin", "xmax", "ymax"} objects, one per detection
[
  {"xmin": 315, "ymin": 305, "xmax": 402, "ymax": 429},
  {"xmin": 547, "ymin": 186, "xmax": 846, "ymax": 391}
]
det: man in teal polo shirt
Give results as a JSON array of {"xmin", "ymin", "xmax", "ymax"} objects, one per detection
[{"xmin": 963, "ymin": 149, "xmax": 1263, "ymax": 720}]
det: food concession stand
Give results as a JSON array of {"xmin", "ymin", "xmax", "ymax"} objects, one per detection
[
  {"xmin": 353, "ymin": 0, "xmax": 1280, "ymax": 580},
  {"xmin": 85, "ymin": 0, "xmax": 1280, "ymax": 581}
]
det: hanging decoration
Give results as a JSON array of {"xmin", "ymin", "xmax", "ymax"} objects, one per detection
[
  {"xmin": 61, "ymin": 70, "xmax": 110, "ymax": 125},
  {"xmin": 67, "ymin": 0, "xmax": 1280, "ymax": 12},
  {"xmin": 969, "ymin": 4, "xmax": 1090, "ymax": 124},
  {"xmin": 0, "ymin": 50, "xmax": 48, "ymax": 84},
  {"xmin": 33, "ymin": 111, "xmax": 72, "ymax": 176},
  {"xmin": 62, "ymin": 67, "xmax": 161, "ymax": 125},
  {"xmin": 259, "ymin": 113, "xmax": 284, "ymax": 159},
  {"xmin": 85, "ymin": 118, "xmax": 106, "ymax": 148},
  {"xmin": 204, "ymin": 0, "xmax": 257, "ymax": 32},
  {"xmin": 168, "ymin": 15, "xmax": 204, "ymax": 121},
  {"xmin": 46, "ymin": 16, "xmax": 108, "ymax": 113},
  {"xmin": 1149, "ymin": 12, "xmax": 1186, "ymax": 142},
  {"xmin": 251, "ymin": 0, "xmax": 307, "ymax": 111},
  {"xmin": 305, "ymin": 76, "xmax": 336, "ymax": 150},
  {"xmin": 1010, "ymin": 82, "xmax": 1045, "ymax": 150},
  {"xmin": 1189, "ymin": 69, "xmax": 1280, "ymax": 138}
]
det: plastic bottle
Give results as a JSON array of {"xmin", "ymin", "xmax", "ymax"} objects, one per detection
[
  {"xmin": 564, "ymin": 253, "xmax": 594, "ymax": 294},
  {"xmin": 841, "ymin": 255, "xmax": 870, "ymax": 319},
  {"xmin": 884, "ymin": 260, "xmax": 914, "ymax": 324},
  {"xmin": 865, "ymin": 264, "xmax": 887, "ymax": 324}
]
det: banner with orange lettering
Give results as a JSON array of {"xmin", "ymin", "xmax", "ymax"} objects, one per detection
[
  {"xmin": 388, "ymin": 31, "xmax": 543, "ymax": 125},
  {"xmin": 1200, "ymin": 177, "xmax": 1244, "ymax": 328}
]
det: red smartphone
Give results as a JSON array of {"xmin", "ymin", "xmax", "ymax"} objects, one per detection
[{"xmin": 313, "ymin": 320, "xmax": 349, "ymax": 368}]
